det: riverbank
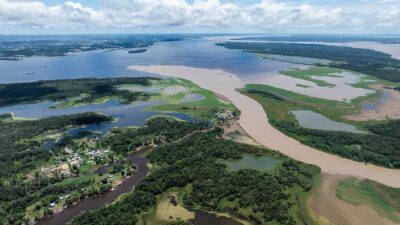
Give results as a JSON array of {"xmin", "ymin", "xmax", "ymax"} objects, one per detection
[
  {"xmin": 311, "ymin": 174, "xmax": 397, "ymax": 225},
  {"xmin": 129, "ymin": 65, "xmax": 400, "ymax": 188},
  {"xmin": 38, "ymin": 148, "xmax": 150, "ymax": 225}
]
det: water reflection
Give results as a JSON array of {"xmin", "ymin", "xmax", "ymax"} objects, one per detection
[
  {"xmin": 0, "ymin": 99, "xmax": 193, "ymax": 134},
  {"xmin": 0, "ymin": 38, "xmax": 299, "ymax": 84},
  {"xmin": 191, "ymin": 211, "xmax": 243, "ymax": 225}
]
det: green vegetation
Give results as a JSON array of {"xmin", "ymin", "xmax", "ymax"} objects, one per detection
[
  {"xmin": 218, "ymin": 42, "xmax": 400, "ymax": 82},
  {"xmin": 101, "ymin": 117, "xmax": 210, "ymax": 154},
  {"xmin": 0, "ymin": 77, "xmax": 157, "ymax": 107},
  {"xmin": 242, "ymin": 84, "xmax": 400, "ymax": 168},
  {"xmin": 222, "ymin": 154, "xmax": 281, "ymax": 172},
  {"xmin": 0, "ymin": 112, "xmax": 112, "ymax": 224},
  {"xmin": 72, "ymin": 120, "xmax": 320, "ymax": 225},
  {"xmin": 337, "ymin": 178, "xmax": 400, "ymax": 223},
  {"xmin": 0, "ymin": 36, "xmax": 182, "ymax": 59},
  {"xmin": 280, "ymin": 67, "xmax": 343, "ymax": 87},
  {"xmin": 243, "ymin": 84, "xmax": 356, "ymax": 121},
  {"xmin": 0, "ymin": 112, "xmax": 111, "ymax": 178},
  {"xmin": 148, "ymin": 78, "xmax": 237, "ymax": 120}
]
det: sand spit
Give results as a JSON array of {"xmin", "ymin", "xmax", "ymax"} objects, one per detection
[
  {"xmin": 129, "ymin": 65, "xmax": 400, "ymax": 188},
  {"xmin": 312, "ymin": 174, "xmax": 397, "ymax": 225}
]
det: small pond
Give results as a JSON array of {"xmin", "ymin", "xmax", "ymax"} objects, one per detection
[
  {"xmin": 291, "ymin": 110, "xmax": 366, "ymax": 133},
  {"xmin": 180, "ymin": 93, "xmax": 206, "ymax": 103},
  {"xmin": 191, "ymin": 211, "xmax": 243, "ymax": 225},
  {"xmin": 223, "ymin": 154, "xmax": 281, "ymax": 172}
]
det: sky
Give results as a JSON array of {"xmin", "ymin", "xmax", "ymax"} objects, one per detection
[{"xmin": 0, "ymin": 0, "xmax": 399, "ymax": 34}]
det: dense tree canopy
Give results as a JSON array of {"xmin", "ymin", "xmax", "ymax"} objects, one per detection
[{"xmin": 218, "ymin": 42, "xmax": 400, "ymax": 82}]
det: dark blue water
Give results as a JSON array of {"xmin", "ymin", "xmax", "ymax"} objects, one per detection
[
  {"xmin": 0, "ymin": 38, "xmax": 297, "ymax": 83},
  {"xmin": 0, "ymin": 99, "xmax": 192, "ymax": 134}
]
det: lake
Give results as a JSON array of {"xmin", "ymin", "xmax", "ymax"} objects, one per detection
[
  {"xmin": 291, "ymin": 110, "xmax": 366, "ymax": 133},
  {"xmin": 0, "ymin": 99, "xmax": 193, "ymax": 134},
  {"xmin": 0, "ymin": 37, "xmax": 298, "ymax": 84},
  {"xmin": 191, "ymin": 211, "xmax": 244, "ymax": 225}
]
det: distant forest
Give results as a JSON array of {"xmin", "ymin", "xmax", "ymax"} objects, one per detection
[
  {"xmin": 0, "ymin": 77, "xmax": 158, "ymax": 106},
  {"xmin": 218, "ymin": 42, "xmax": 400, "ymax": 82},
  {"xmin": 233, "ymin": 35, "xmax": 400, "ymax": 43},
  {"xmin": 0, "ymin": 36, "xmax": 183, "ymax": 59}
]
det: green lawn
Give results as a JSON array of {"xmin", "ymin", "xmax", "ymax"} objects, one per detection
[{"xmin": 337, "ymin": 178, "xmax": 400, "ymax": 223}]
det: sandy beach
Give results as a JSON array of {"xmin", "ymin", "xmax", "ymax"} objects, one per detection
[{"xmin": 129, "ymin": 65, "xmax": 400, "ymax": 188}]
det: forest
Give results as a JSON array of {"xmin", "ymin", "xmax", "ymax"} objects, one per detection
[
  {"xmin": 0, "ymin": 35, "xmax": 184, "ymax": 59},
  {"xmin": 0, "ymin": 77, "xmax": 158, "ymax": 106},
  {"xmin": 218, "ymin": 42, "xmax": 400, "ymax": 82},
  {"xmin": 233, "ymin": 35, "xmax": 400, "ymax": 43},
  {"xmin": 243, "ymin": 88, "xmax": 400, "ymax": 169},
  {"xmin": 101, "ymin": 118, "xmax": 210, "ymax": 154},
  {"xmin": 0, "ymin": 112, "xmax": 112, "ymax": 224},
  {"xmin": 72, "ymin": 121, "xmax": 319, "ymax": 225},
  {"xmin": 0, "ymin": 117, "xmax": 210, "ymax": 225},
  {"xmin": 0, "ymin": 112, "xmax": 111, "ymax": 178}
]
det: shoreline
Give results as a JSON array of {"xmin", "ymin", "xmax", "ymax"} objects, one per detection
[{"xmin": 129, "ymin": 65, "xmax": 400, "ymax": 188}]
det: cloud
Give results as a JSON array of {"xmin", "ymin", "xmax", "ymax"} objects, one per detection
[
  {"xmin": 0, "ymin": 0, "xmax": 398, "ymax": 32},
  {"xmin": 377, "ymin": 6, "xmax": 400, "ymax": 27}
]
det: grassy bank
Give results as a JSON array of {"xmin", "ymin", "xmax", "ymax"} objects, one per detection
[
  {"xmin": 337, "ymin": 178, "xmax": 400, "ymax": 223},
  {"xmin": 241, "ymin": 84, "xmax": 400, "ymax": 168}
]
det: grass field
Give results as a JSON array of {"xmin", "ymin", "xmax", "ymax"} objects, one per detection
[
  {"xmin": 149, "ymin": 78, "xmax": 237, "ymax": 120},
  {"xmin": 280, "ymin": 67, "xmax": 343, "ymax": 87},
  {"xmin": 336, "ymin": 178, "xmax": 400, "ymax": 223}
]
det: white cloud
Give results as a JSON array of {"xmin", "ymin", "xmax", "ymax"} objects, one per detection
[
  {"xmin": 377, "ymin": 6, "xmax": 400, "ymax": 28},
  {"xmin": 0, "ymin": 0, "xmax": 398, "ymax": 32}
]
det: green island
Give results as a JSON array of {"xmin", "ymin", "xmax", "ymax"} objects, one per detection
[
  {"xmin": 218, "ymin": 42, "xmax": 400, "ymax": 82},
  {"xmin": 0, "ymin": 36, "xmax": 183, "ymax": 60},
  {"xmin": 0, "ymin": 77, "xmax": 156, "ymax": 107},
  {"xmin": 240, "ymin": 83, "xmax": 400, "ymax": 168},
  {"xmin": 279, "ymin": 67, "xmax": 344, "ymax": 88}
]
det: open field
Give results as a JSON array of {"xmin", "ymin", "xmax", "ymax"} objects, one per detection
[{"xmin": 156, "ymin": 192, "xmax": 195, "ymax": 222}]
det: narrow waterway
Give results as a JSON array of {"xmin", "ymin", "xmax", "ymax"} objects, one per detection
[{"xmin": 39, "ymin": 148, "xmax": 149, "ymax": 225}]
